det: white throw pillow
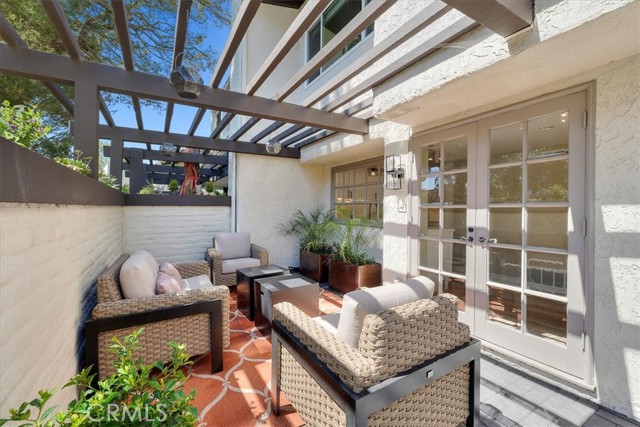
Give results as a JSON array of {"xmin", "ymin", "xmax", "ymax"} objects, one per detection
[
  {"xmin": 132, "ymin": 249, "xmax": 159, "ymax": 275},
  {"xmin": 336, "ymin": 276, "xmax": 435, "ymax": 348},
  {"xmin": 215, "ymin": 232, "xmax": 251, "ymax": 260},
  {"xmin": 119, "ymin": 252, "xmax": 158, "ymax": 299}
]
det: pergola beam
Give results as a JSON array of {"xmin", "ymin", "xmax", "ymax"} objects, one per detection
[
  {"xmin": 0, "ymin": 45, "xmax": 369, "ymax": 135},
  {"xmin": 164, "ymin": 0, "xmax": 193, "ymax": 134},
  {"xmin": 0, "ymin": 13, "xmax": 74, "ymax": 115},
  {"xmin": 441, "ymin": 0, "xmax": 533, "ymax": 37},
  {"xmin": 276, "ymin": 0, "xmax": 396, "ymax": 101},
  {"xmin": 188, "ymin": 0, "xmax": 262, "ymax": 135},
  {"xmin": 123, "ymin": 164, "xmax": 226, "ymax": 177},
  {"xmin": 40, "ymin": 0, "xmax": 115, "ymax": 126},
  {"xmin": 97, "ymin": 125, "xmax": 300, "ymax": 158},
  {"xmin": 111, "ymin": 0, "xmax": 144, "ymax": 130},
  {"xmin": 105, "ymin": 146, "xmax": 228, "ymax": 164}
]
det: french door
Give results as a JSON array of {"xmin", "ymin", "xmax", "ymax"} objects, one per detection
[{"xmin": 411, "ymin": 92, "xmax": 588, "ymax": 380}]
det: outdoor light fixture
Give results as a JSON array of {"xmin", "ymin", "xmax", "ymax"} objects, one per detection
[
  {"xmin": 367, "ymin": 167, "xmax": 378, "ymax": 177},
  {"xmin": 169, "ymin": 64, "xmax": 203, "ymax": 99},
  {"xmin": 160, "ymin": 141, "xmax": 176, "ymax": 156},
  {"xmin": 266, "ymin": 136, "xmax": 282, "ymax": 155},
  {"xmin": 385, "ymin": 154, "xmax": 404, "ymax": 190}
]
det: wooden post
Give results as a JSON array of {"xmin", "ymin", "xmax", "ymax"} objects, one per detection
[
  {"xmin": 129, "ymin": 148, "xmax": 145, "ymax": 194},
  {"xmin": 109, "ymin": 138, "xmax": 123, "ymax": 187},
  {"xmin": 73, "ymin": 80, "xmax": 99, "ymax": 178}
]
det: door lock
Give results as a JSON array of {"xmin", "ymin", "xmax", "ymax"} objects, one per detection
[{"xmin": 459, "ymin": 236, "xmax": 474, "ymax": 243}]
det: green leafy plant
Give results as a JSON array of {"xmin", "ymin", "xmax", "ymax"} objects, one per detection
[
  {"xmin": 203, "ymin": 180, "xmax": 216, "ymax": 194},
  {"xmin": 332, "ymin": 207, "xmax": 378, "ymax": 266},
  {"xmin": 279, "ymin": 207, "xmax": 338, "ymax": 254},
  {"xmin": 138, "ymin": 183, "xmax": 156, "ymax": 195},
  {"xmin": 168, "ymin": 179, "xmax": 180, "ymax": 194},
  {"xmin": 99, "ymin": 173, "xmax": 118, "ymax": 189},
  {"xmin": 0, "ymin": 100, "xmax": 51, "ymax": 149},
  {"xmin": 121, "ymin": 184, "xmax": 130, "ymax": 194},
  {"xmin": 0, "ymin": 328, "xmax": 198, "ymax": 426},
  {"xmin": 54, "ymin": 150, "xmax": 92, "ymax": 176}
]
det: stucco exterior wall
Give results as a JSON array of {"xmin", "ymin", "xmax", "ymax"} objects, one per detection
[
  {"xmin": 0, "ymin": 203, "xmax": 123, "ymax": 414},
  {"xmin": 592, "ymin": 55, "xmax": 640, "ymax": 419},
  {"xmin": 123, "ymin": 206, "xmax": 231, "ymax": 263},
  {"xmin": 234, "ymin": 154, "xmax": 324, "ymax": 268}
]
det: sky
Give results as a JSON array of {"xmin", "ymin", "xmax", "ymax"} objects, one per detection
[{"xmin": 99, "ymin": 8, "xmax": 232, "ymax": 140}]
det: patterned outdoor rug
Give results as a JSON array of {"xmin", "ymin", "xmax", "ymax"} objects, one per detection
[{"xmin": 184, "ymin": 286, "xmax": 343, "ymax": 427}]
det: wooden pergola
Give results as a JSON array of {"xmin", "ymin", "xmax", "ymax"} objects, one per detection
[{"xmin": 0, "ymin": 0, "xmax": 532, "ymax": 192}]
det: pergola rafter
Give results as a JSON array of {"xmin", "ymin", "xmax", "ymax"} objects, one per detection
[
  {"xmin": 189, "ymin": 0, "xmax": 262, "ymax": 136},
  {"xmin": 40, "ymin": 0, "xmax": 115, "ymax": 127}
]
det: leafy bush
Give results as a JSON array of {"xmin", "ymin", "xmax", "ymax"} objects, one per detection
[
  {"xmin": 279, "ymin": 207, "xmax": 337, "ymax": 254},
  {"xmin": 54, "ymin": 150, "xmax": 92, "ymax": 176},
  {"xmin": 0, "ymin": 329, "xmax": 197, "ymax": 426},
  {"xmin": 98, "ymin": 173, "xmax": 118, "ymax": 189},
  {"xmin": 332, "ymin": 206, "xmax": 378, "ymax": 266},
  {"xmin": 0, "ymin": 100, "xmax": 51, "ymax": 149},
  {"xmin": 168, "ymin": 179, "xmax": 180, "ymax": 193},
  {"xmin": 138, "ymin": 183, "xmax": 156, "ymax": 195},
  {"xmin": 203, "ymin": 180, "xmax": 216, "ymax": 194}
]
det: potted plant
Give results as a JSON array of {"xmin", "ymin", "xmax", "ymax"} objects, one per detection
[
  {"xmin": 279, "ymin": 207, "xmax": 337, "ymax": 283},
  {"xmin": 202, "ymin": 180, "xmax": 220, "ymax": 196},
  {"xmin": 168, "ymin": 178, "xmax": 180, "ymax": 194},
  {"xmin": 328, "ymin": 208, "xmax": 381, "ymax": 293}
]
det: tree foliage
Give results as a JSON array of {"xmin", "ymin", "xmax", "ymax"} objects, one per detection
[{"xmin": 0, "ymin": 0, "xmax": 230, "ymax": 157}]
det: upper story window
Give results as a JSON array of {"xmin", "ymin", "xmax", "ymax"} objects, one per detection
[
  {"xmin": 332, "ymin": 157, "xmax": 383, "ymax": 222},
  {"xmin": 307, "ymin": 0, "xmax": 374, "ymax": 83}
]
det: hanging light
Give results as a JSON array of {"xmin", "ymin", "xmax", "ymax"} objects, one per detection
[
  {"xmin": 160, "ymin": 141, "xmax": 176, "ymax": 156},
  {"xmin": 266, "ymin": 136, "xmax": 282, "ymax": 155},
  {"xmin": 169, "ymin": 53, "xmax": 203, "ymax": 99}
]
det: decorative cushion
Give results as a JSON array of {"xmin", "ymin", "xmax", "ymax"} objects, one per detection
[
  {"xmin": 335, "ymin": 276, "xmax": 435, "ymax": 348},
  {"xmin": 181, "ymin": 274, "xmax": 214, "ymax": 291},
  {"xmin": 155, "ymin": 272, "xmax": 182, "ymax": 294},
  {"xmin": 159, "ymin": 262, "xmax": 182, "ymax": 283},
  {"xmin": 221, "ymin": 257, "xmax": 261, "ymax": 274},
  {"xmin": 215, "ymin": 232, "xmax": 251, "ymax": 260},
  {"xmin": 132, "ymin": 249, "xmax": 159, "ymax": 276},
  {"xmin": 119, "ymin": 252, "xmax": 158, "ymax": 299}
]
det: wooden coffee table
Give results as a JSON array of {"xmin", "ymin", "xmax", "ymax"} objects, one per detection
[
  {"xmin": 254, "ymin": 273, "xmax": 319, "ymax": 337},
  {"xmin": 236, "ymin": 264, "xmax": 287, "ymax": 321}
]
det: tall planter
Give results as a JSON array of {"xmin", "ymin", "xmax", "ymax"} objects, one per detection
[
  {"xmin": 299, "ymin": 250, "xmax": 331, "ymax": 283},
  {"xmin": 328, "ymin": 259, "xmax": 381, "ymax": 294}
]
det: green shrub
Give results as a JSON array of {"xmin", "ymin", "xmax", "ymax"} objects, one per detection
[
  {"xmin": 168, "ymin": 179, "xmax": 180, "ymax": 193},
  {"xmin": 54, "ymin": 150, "xmax": 92, "ymax": 176},
  {"xmin": 0, "ymin": 328, "xmax": 198, "ymax": 426},
  {"xmin": 279, "ymin": 207, "xmax": 337, "ymax": 254},
  {"xmin": 138, "ymin": 183, "xmax": 156, "ymax": 195}
]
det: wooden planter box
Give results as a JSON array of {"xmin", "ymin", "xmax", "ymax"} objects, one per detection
[
  {"xmin": 328, "ymin": 259, "xmax": 382, "ymax": 294},
  {"xmin": 299, "ymin": 250, "xmax": 332, "ymax": 283}
]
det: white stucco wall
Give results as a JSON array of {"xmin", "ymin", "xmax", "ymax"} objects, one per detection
[
  {"xmin": 592, "ymin": 55, "xmax": 640, "ymax": 419},
  {"xmin": 0, "ymin": 203, "xmax": 123, "ymax": 414},
  {"xmin": 233, "ymin": 154, "xmax": 324, "ymax": 268},
  {"xmin": 123, "ymin": 206, "xmax": 231, "ymax": 263}
]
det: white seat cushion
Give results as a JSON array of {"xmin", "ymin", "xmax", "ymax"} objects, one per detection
[
  {"xmin": 181, "ymin": 274, "xmax": 214, "ymax": 291},
  {"xmin": 119, "ymin": 252, "xmax": 158, "ymax": 299},
  {"xmin": 336, "ymin": 276, "xmax": 435, "ymax": 348},
  {"xmin": 215, "ymin": 232, "xmax": 251, "ymax": 260},
  {"xmin": 221, "ymin": 257, "xmax": 261, "ymax": 274}
]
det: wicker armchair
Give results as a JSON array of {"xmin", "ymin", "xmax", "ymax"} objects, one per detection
[
  {"xmin": 206, "ymin": 232, "xmax": 269, "ymax": 287},
  {"xmin": 86, "ymin": 254, "xmax": 230, "ymax": 379},
  {"xmin": 271, "ymin": 293, "xmax": 480, "ymax": 427}
]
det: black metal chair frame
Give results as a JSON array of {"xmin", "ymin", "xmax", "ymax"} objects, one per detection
[
  {"xmin": 85, "ymin": 299, "xmax": 223, "ymax": 381},
  {"xmin": 271, "ymin": 318, "xmax": 481, "ymax": 427}
]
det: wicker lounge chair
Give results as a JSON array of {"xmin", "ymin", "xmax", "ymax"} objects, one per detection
[
  {"xmin": 206, "ymin": 231, "xmax": 269, "ymax": 287},
  {"xmin": 271, "ymin": 278, "xmax": 480, "ymax": 427},
  {"xmin": 85, "ymin": 254, "xmax": 230, "ymax": 379}
]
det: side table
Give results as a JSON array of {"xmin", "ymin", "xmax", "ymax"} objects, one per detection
[
  {"xmin": 236, "ymin": 264, "xmax": 286, "ymax": 320},
  {"xmin": 254, "ymin": 273, "xmax": 319, "ymax": 337}
]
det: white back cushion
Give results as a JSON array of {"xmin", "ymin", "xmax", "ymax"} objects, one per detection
[
  {"xmin": 336, "ymin": 276, "xmax": 435, "ymax": 348},
  {"xmin": 181, "ymin": 274, "xmax": 213, "ymax": 291},
  {"xmin": 132, "ymin": 249, "xmax": 159, "ymax": 276},
  {"xmin": 120, "ymin": 251, "xmax": 158, "ymax": 299},
  {"xmin": 215, "ymin": 232, "xmax": 251, "ymax": 260}
]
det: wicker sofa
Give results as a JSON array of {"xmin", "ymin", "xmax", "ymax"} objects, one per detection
[
  {"xmin": 86, "ymin": 254, "xmax": 230, "ymax": 379},
  {"xmin": 271, "ymin": 277, "xmax": 480, "ymax": 427},
  {"xmin": 206, "ymin": 232, "xmax": 269, "ymax": 287}
]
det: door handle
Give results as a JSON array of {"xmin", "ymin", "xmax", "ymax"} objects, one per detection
[
  {"xmin": 478, "ymin": 237, "xmax": 497, "ymax": 243},
  {"xmin": 459, "ymin": 236, "xmax": 474, "ymax": 242}
]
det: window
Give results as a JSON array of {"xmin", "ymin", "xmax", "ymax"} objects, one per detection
[
  {"xmin": 332, "ymin": 158, "xmax": 383, "ymax": 222},
  {"xmin": 307, "ymin": 0, "xmax": 374, "ymax": 83}
]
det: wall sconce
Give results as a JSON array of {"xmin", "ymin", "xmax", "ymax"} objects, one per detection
[
  {"xmin": 385, "ymin": 154, "xmax": 404, "ymax": 190},
  {"xmin": 367, "ymin": 167, "xmax": 378, "ymax": 177}
]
